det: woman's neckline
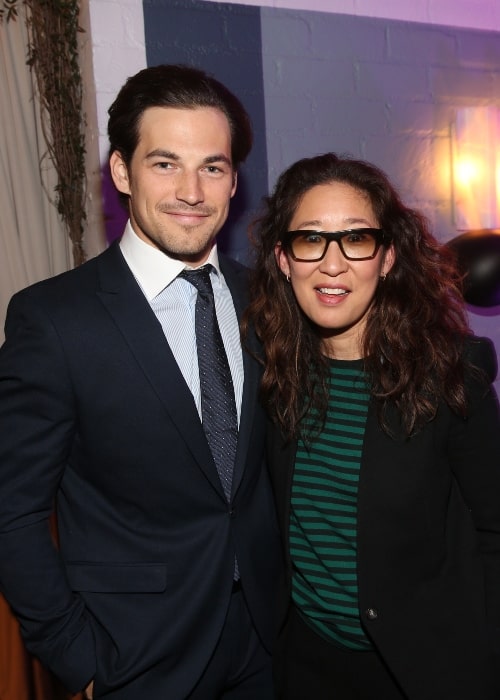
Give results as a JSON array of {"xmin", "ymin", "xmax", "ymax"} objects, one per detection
[{"xmin": 326, "ymin": 356, "xmax": 365, "ymax": 368}]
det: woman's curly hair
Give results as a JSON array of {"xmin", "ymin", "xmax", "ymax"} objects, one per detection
[{"xmin": 243, "ymin": 153, "xmax": 471, "ymax": 440}]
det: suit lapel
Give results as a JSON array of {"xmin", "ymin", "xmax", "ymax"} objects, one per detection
[
  {"xmin": 95, "ymin": 244, "xmax": 225, "ymax": 498},
  {"xmin": 219, "ymin": 256, "xmax": 258, "ymax": 497}
]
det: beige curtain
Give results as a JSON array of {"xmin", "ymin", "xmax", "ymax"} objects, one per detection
[
  {"xmin": 0, "ymin": 8, "xmax": 72, "ymax": 343},
  {"xmin": 0, "ymin": 3, "xmax": 106, "ymax": 347}
]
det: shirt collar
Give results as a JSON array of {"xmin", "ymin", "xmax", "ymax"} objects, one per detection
[{"xmin": 119, "ymin": 220, "xmax": 222, "ymax": 300}]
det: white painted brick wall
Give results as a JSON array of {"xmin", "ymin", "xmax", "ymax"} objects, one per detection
[
  {"xmin": 87, "ymin": 0, "xmax": 500, "ymax": 369},
  {"xmin": 88, "ymin": 0, "xmax": 500, "ymax": 162}
]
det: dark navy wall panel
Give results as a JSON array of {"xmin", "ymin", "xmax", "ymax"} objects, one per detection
[{"xmin": 143, "ymin": 0, "xmax": 266, "ymax": 263}]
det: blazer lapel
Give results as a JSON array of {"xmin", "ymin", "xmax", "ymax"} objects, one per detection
[
  {"xmin": 219, "ymin": 256, "xmax": 260, "ymax": 497},
  {"xmin": 95, "ymin": 243, "xmax": 226, "ymax": 498}
]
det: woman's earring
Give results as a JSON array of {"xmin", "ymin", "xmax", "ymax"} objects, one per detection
[
  {"xmin": 286, "ymin": 274, "xmax": 291, "ymax": 283},
  {"xmin": 379, "ymin": 273, "xmax": 386, "ymax": 282}
]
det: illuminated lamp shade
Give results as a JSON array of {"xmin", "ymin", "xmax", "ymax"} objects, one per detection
[
  {"xmin": 447, "ymin": 106, "xmax": 500, "ymax": 307},
  {"xmin": 451, "ymin": 106, "xmax": 500, "ymax": 231}
]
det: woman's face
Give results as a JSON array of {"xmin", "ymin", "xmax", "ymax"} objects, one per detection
[{"xmin": 276, "ymin": 181, "xmax": 395, "ymax": 359}]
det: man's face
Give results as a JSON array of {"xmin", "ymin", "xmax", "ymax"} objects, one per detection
[{"xmin": 110, "ymin": 106, "xmax": 237, "ymax": 265}]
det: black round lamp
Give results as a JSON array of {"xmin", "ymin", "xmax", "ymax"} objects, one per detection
[{"xmin": 446, "ymin": 230, "xmax": 500, "ymax": 307}]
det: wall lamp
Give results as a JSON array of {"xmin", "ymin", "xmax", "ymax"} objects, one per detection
[
  {"xmin": 447, "ymin": 106, "xmax": 500, "ymax": 307},
  {"xmin": 451, "ymin": 106, "xmax": 500, "ymax": 231}
]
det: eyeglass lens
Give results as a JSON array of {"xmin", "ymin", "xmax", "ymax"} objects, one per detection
[{"xmin": 289, "ymin": 229, "xmax": 380, "ymax": 261}]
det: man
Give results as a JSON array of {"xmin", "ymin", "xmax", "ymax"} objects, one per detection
[{"xmin": 0, "ymin": 64, "xmax": 282, "ymax": 699}]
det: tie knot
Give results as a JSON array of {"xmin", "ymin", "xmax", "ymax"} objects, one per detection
[{"xmin": 180, "ymin": 265, "xmax": 214, "ymax": 297}]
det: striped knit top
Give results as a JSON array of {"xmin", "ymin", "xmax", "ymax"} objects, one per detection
[{"xmin": 290, "ymin": 358, "xmax": 372, "ymax": 650}]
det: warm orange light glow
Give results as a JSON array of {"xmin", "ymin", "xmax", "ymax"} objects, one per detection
[
  {"xmin": 455, "ymin": 158, "xmax": 481, "ymax": 186},
  {"xmin": 452, "ymin": 107, "xmax": 500, "ymax": 230}
]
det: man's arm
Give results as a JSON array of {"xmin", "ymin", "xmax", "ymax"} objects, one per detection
[{"xmin": 0, "ymin": 290, "xmax": 95, "ymax": 692}]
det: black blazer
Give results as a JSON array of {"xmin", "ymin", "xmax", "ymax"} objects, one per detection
[
  {"xmin": 0, "ymin": 242, "xmax": 283, "ymax": 698},
  {"xmin": 269, "ymin": 337, "xmax": 500, "ymax": 699}
]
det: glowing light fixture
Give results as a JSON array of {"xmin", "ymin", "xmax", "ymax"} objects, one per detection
[
  {"xmin": 451, "ymin": 106, "xmax": 500, "ymax": 231},
  {"xmin": 448, "ymin": 106, "xmax": 500, "ymax": 307}
]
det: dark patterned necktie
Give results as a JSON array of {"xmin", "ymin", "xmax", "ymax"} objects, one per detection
[{"xmin": 180, "ymin": 266, "xmax": 238, "ymax": 501}]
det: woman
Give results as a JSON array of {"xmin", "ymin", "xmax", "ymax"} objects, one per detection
[{"xmin": 244, "ymin": 153, "xmax": 500, "ymax": 699}]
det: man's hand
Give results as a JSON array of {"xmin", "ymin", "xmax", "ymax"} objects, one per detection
[{"xmin": 84, "ymin": 681, "xmax": 94, "ymax": 699}]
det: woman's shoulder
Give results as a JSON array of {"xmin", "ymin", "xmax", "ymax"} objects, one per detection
[{"xmin": 463, "ymin": 335, "xmax": 498, "ymax": 384}]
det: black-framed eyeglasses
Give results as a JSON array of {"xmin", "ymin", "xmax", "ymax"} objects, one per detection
[{"xmin": 282, "ymin": 228, "xmax": 389, "ymax": 262}]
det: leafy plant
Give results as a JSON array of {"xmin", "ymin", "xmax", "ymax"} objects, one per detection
[
  {"xmin": 0, "ymin": 0, "xmax": 19, "ymax": 22},
  {"xmin": 1, "ymin": 0, "xmax": 87, "ymax": 266}
]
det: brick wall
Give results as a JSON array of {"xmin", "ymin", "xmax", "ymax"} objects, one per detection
[{"xmin": 87, "ymin": 0, "xmax": 500, "ymax": 381}]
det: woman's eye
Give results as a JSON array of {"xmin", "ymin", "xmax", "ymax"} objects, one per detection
[
  {"xmin": 303, "ymin": 233, "xmax": 323, "ymax": 244},
  {"xmin": 346, "ymin": 231, "xmax": 367, "ymax": 243}
]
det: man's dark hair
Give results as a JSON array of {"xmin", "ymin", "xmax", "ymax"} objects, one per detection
[{"xmin": 108, "ymin": 63, "xmax": 253, "ymax": 168}]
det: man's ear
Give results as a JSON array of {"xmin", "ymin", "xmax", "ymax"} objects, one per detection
[
  {"xmin": 275, "ymin": 242, "xmax": 291, "ymax": 278},
  {"xmin": 109, "ymin": 151, "xmax": 131, "ymax": 196},
  {"xmin": 230, "ymin": 170, "xmax": 238, "ymax": 198}
]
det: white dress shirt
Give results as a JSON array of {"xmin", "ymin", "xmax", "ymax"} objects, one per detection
[{"xmin": 119, "ymin": 221, "xmax": 244, "ymax": 423}]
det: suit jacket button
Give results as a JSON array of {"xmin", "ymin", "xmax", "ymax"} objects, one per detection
[
  {"xmin": 365, "ymin": 608, "xmax": 379, "ymax": 620},
  {"xmin": 229, "ymin": 508, "xmax": 236, "ymax": 518}
]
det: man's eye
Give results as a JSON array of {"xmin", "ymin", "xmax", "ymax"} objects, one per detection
[
  {"xmin": 155, "ymin": 161, "xmax": 175, "ymax": 169},
  {"xmin": 205, "ymin": 165, "xmax": 223, "ymax": 174}
]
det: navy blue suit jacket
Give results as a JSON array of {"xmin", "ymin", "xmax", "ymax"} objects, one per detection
[{"xmin": 0, "ymin": 242, "xmax": 283, "ymax": 698}]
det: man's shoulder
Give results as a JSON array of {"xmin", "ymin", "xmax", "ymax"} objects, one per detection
[
  {"xmin": 218, "ymin": 252, "xmax": 250, "ymax": 292},
  {"xmin": 13, "ymin": 243, "xmax": 119, "ymax": 303},
  {"xmin": 219, "ymin": 252, "xmax": 249, "ymax": 275}
]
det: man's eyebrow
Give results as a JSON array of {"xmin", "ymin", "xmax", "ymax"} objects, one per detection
[
  {"xmin": 203, "ymin": 154, "xmax": 232, "ymax": 167},
  {"xmin": 144, "ymin": 149, "xmax": 232, "ymax": 167},
  {"xmin": 145, "ymin": 149, "xmax": 179, "ymax": 160}
]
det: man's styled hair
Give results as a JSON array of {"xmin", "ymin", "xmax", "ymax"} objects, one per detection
[{"xmin": 107, "ymin": 63, "xmax": 253, "ymax": 168}]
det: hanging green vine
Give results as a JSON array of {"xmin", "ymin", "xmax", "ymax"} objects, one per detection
[
  {"xmin": 1, "ymin": 0, "xmax": 87, "ymax": 266},
  {"xmin": 0, "ymin": 0, "xmax": 19, "ymax": 22}
]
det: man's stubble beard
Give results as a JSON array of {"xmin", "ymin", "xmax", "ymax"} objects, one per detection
[{"xmin": 152, "ymin": 220, "xmax": 221, "ymax": 263}]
